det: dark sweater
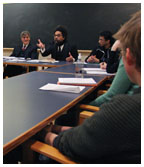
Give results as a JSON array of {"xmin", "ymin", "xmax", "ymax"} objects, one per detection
[
  {"xmin": 106, "ymin": 51, "xmax": 120, "ymax": 73},
  {"xmin": 53, "ymin": 88, "xmax": 141, "ymax": 164}
]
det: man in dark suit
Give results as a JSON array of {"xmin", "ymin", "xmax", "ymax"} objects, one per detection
[
  {"xmin": 37, "ymin": 25, "xmax": 78, "ymax": 62},
  {"xmin": 3, "ymin": 31, "xmax": 38, "ymax": 78}
]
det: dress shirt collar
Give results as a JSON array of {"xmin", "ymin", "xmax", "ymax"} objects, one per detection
[
  {"xmin": 22, "ymin": 43, "xmax": 29, "ymax": 49},
  {"xmin": 58, "ymin": 44, "xmax": 64, "ymax": 52}
]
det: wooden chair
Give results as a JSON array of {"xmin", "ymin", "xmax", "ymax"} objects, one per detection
[
  {"xmin": 30, "ymin": 140, "xmax": 78, "ymax": 164},
  {"xmin": 79, "ymin": 104, "xmax": 100, "ymax": 112},
  {"xmin": 78, "ymin": 104, "xmax": 100, "ymax": 124},
  {"xmin": 79, "ymin": 110, "xmax": 95, "ymax": 124},
  {"xmin": 97, "ymin": 90, "xmax": 107, "ymax": 96},
  {"xmin": 105, "ymin": 83, "xmax": 111, "ymax": 88},
  {"xmin": 30, "ymin": 105, "xmax": 99, "ymax": 164}
]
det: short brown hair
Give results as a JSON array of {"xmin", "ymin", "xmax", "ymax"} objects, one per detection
[{"xmin": 114, "ymin": 11, "xmax": 141, "ymax": 71}]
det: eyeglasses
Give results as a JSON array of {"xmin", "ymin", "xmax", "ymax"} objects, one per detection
[{"xmin": 54, "ymin": 34, "xmax": 62, "ymax": 37}]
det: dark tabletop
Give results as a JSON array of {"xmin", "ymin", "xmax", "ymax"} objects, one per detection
[
  {"xmin": 3, "ymin": 71, "xmax": 105, "ymax": 151},
  {"xmin": 43, "ymin": 63, "xmax": 100, "ymax": 73}
]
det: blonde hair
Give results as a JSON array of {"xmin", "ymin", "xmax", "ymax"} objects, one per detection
[{"xmin": 114, "ymin": 11, "xmax": 141, "ymax": 71}]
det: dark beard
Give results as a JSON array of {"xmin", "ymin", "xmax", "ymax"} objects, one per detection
[{"xmin": 55, "ymin": 40, "xmax": 65, "ymax": 46}]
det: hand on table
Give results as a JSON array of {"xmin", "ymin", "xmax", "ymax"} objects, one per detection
[{"xmin": 87, "ymin": 55, "xmax": 100, "ymax": 63}]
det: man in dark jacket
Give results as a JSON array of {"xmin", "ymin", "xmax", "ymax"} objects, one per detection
[
  {"xmin": 41, "ymin": 11, "xmax": 141, "ymax": 164},
  {"xmin": 85, "ymin": 31, "xmax": 115, "ymax": 63},
  {"xmin": 37, "ymin": 25, "xmax": 78, "ymax": 62},
  {"xmin": 3, "ymin": 31, "xmax": 38, "ymax": 78}
]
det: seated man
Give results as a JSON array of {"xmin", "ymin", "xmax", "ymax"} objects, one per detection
[
  {"xmin": 37, "ymin": 25, "xmax": 78, "ymax": 62},
  {"xmin": 85, "ymin": 31, "xmax": 115, "ymax": 63},
  {"xmin": 3, "ymin": 31, "xmax": 38, "ymax": 78},
  {"xmin": 40, "ymin": 11, "xmax": 141, "ymax": 163}
]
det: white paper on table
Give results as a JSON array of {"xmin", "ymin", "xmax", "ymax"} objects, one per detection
[
  {"xmin": 82, "ymin": 68, "xmax": 106, "ymax": 72},
  {"xmin": 86, "ymin": 71, "xmax": 115, "ymax": 75},
  {"xmin": 73, "ymin": 62, "xmax": 86, "ymax": 64},
  {"xmin": 18, "ymin": 57, "xmax": 25, "ymax": 60},
  {"xmin": 6, "ymin": 58, "xmax": 19, "ymax": 62},
  {"xmin": 4, "ymin": 57, "xmax": 26, "ymax": 62},
  {"xmin": 51, "ymin": 60, "xmax": 59, "ymax": 63},
  {"xmin": 27, "ymin": 59, "xmax": 40, "ymax": 63},
  {"xmin": 3, "ymin": 56, "xmax": 17, "ymax": 59},
  {"xmin": 58, "ymin": 78, "xmax": 96, "ymax": 84},
  {"xmin": 39, "ymin": 83, "xmax": 85, "ymax": 93},
  {"xmin": 16, "ymin": 59, "xmax": 26, "ymax": 62}
]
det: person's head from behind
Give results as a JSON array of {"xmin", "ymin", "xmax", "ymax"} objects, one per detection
[
  {"xmin": 20, "ymin": 31, "xmax": 31, "ymax": 46},
  {"xmin": 98, "ymin": 31, "xmax": 114, "ymax": 48},
  {"xmin": 54, "ymin": 25, "xmax": 67, "ymax": 45},
  {"xmin": 114, "ymin": 11, "xmax": 141, "ymax": 86}
]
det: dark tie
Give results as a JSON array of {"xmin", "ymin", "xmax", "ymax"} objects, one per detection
[{"xmin": 22, "ymin": 45, "xmax": 26, "ymax": 51}]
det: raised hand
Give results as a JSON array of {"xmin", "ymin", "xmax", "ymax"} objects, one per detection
[{"xmin": 37, "ymin": 39, "xmax": 45, "ymax": 49}]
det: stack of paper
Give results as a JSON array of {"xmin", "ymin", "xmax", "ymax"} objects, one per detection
[
  {"xmin": 73, "ymin": 62, "xmax": 87, "ymax": 64},
  {"xmin": 39, "ymin": 83, "xmax": 85, "ymax": 93},
  {"xmin": 3, "ymin": 56, "xmax": 16, "ymax": 59},
  {"xmin": 58, "ymin": 78, "xmax": 97, "ymax": 86},
  {"xmin": 82, "ymin": 68, "xmax": 115, "ymax": 75}
]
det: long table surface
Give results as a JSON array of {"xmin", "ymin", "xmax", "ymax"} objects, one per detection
[
  {"xmin": 41, "ymin": 63, "xmax": 100, "ymax": 74},
  {"xmin": 3, "ymin": 57, "xmax": 72, "ymax": 69},
  {"xmin": 3, "ymin": 71, "xmax": 107, "ymax": 155}
]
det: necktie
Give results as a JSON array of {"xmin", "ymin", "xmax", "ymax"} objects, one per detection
[{"xmin": 22, "ymin": 45, "xmax": 26, "ymax": 51}]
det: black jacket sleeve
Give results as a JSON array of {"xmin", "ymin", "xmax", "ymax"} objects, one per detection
[
  {"xmin": 10, "ymin": 47, "xmax": 20, "ymax": 57},
  {"xmin": 106, "ymin": 51, "xmax": 120, "ymax": 73},
  {"xmin": 70, "ymin": 45, "xmax": 78, "ymax": 61},
  {"xmin": 41, "ymin": 42, "xmax": 55, "ymax": 57},
  {"xmin": 85, "ymin": 47, "xmax": 104, "ymax": 63},
  {"xmin": 85, "ymin": 47, "xmax": 97, "ymax": 62}
]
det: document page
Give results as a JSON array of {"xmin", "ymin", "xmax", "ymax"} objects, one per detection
[
  {"xmin": 39, "ymin": 83, "xmax": 85, "ymax": 93},
  {"xmin": 58, "ymin": 78, "xmax": 96, "ymax": 85},
  {"xmin": 86, "ymin": 71, "xmax": 115, "ymax": 75},
  {"xmin": 82, "ymin": 68, "xmax": 106, "ymax": 71},
  {"xmin": 82, "ymin": 68, "xmax": 115, "ymax": 75}
]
